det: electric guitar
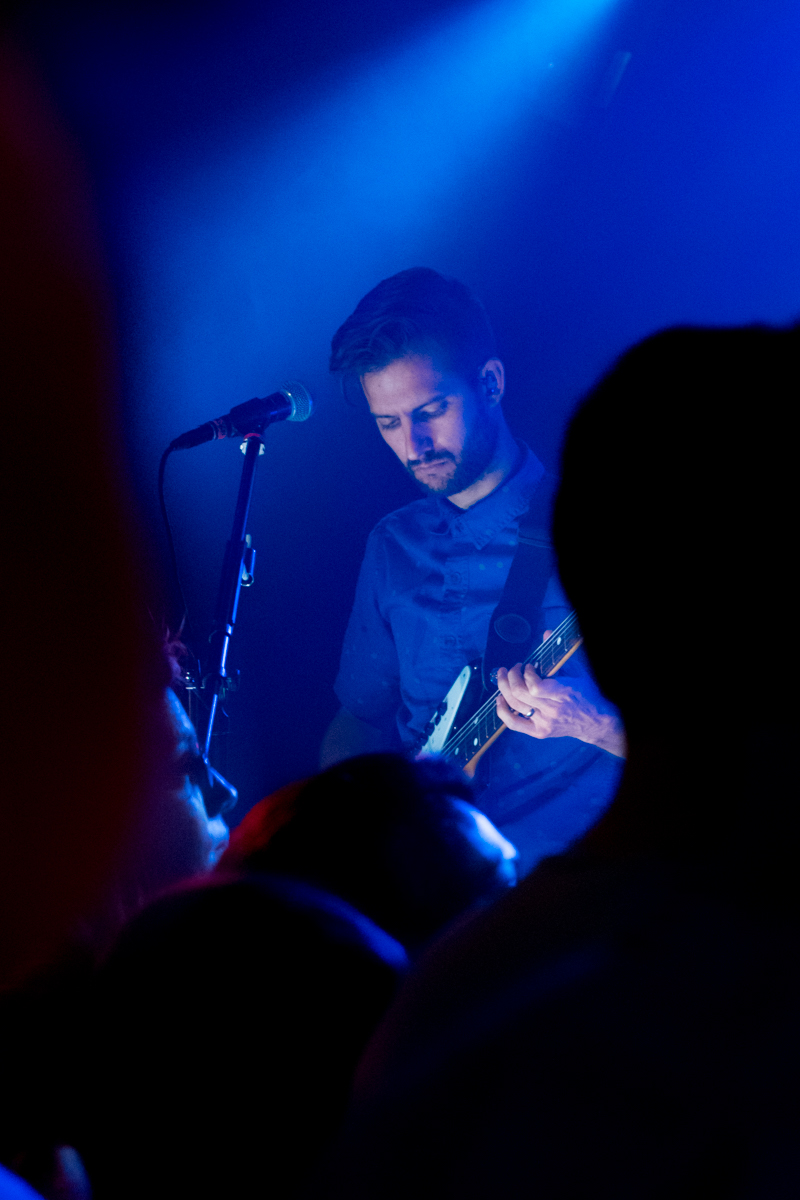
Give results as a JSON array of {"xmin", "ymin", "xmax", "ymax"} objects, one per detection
[{"xmin": 415, "ymin": 612, "xmax": 583, "ymax": 776}]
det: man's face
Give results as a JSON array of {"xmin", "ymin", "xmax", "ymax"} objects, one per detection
[{"xmin": 362, "ymin": 354, "xmax": 497, "ymax": 498}]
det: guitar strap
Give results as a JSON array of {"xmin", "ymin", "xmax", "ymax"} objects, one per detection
[{"xmin": 481, "ymin": 472, "xmax": 559, "ymax": 690}]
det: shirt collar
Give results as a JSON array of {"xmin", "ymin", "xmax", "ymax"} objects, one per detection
[{"xmin": 433, "ymin": 444, "xmax": 545, "ymax": 549}]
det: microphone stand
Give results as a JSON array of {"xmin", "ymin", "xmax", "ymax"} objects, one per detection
[{"xmin": 203, "ymin": 432, "xmax": 262, "ymax": 761}]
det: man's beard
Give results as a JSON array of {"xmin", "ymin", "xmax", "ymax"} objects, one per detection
[{"xmin": 406, "ymin": 419, "xmax": 498, "ymax": 498}]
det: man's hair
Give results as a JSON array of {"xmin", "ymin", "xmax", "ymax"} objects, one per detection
[
  {"xmin": 160, "ymin": 627, "xmax": 187, "ymax": 690},
  {"xmin": 329, "ymin": 268, "xmax": 497, "ymax": 392}
]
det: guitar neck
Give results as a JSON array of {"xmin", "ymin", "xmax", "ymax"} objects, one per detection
[
  {"xmin": 443, "ymin": 611, "xmax": 583, "ymax": 768},
  {"xmin": 523, "ymin": 611, "xmax": 583, "ymax": 678}
]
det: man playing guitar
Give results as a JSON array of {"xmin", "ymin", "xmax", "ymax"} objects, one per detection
[{"xmin": 321, "ymin": 268, "xmax": 624, "ymax": 874}]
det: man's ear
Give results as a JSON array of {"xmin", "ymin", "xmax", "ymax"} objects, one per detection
[{"xmin": 479, "ymin": 359, "xmax": 505, "ymax": 405}]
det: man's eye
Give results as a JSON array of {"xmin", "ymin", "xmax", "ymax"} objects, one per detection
[
  {"xmin": 189, "ymin": 761, "xmax": 206, "ymax": 786},
  {"xmin": 176, "ymin": 751, "xmax": 206, "ymax": 786},
  {"xmin": 378, "ymin": 420, "xmax": 399, "ymax": 431}
]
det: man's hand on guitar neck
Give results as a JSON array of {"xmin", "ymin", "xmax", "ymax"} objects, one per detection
[{"xmin": 495, "ymin": 644, "xmax": 627, "ymax": 759}]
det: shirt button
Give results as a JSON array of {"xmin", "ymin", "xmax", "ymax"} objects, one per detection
[
  {"xmin": 449, "ymin": 572, "xmax": 462, "ymax": 585},
  {"xmin": 443, "ymin": 635, "xmax": 456, "ymax": 647}
]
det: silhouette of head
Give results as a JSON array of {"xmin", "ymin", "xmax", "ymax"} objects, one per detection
[
  {"xmin": 241, "ymin": 753, "xmax": 517, "ymax": 950},
  {"xmin": 553, "ymin": 323, "xmax": 798, "ymax": 738}
]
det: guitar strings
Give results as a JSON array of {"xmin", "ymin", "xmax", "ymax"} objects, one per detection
[
  {"xmin": 441, "ymin": 611, "xmax": 580, "ymax": 758},
  {"xmin": 441, "ymin": 626, "xmax": 577, "ymax": 757},
  {"xmin": 442, "ymin": 614, "xmax": 580, "ymax": 757}
]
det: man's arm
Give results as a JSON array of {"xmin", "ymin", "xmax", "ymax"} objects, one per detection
[
  {"xmin": 319, "ymin": 707, "xmax": 396, "ymax": 769},
  {"xmin": 495, "ymin": 662, "xmax": 627, "ymax": 759},
  {"xmin": 326, "ymin": 520, "xmax": 403, "ymax": 770}
]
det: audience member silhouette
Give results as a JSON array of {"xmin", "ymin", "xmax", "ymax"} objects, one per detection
[
  {"xmin": 0, "ymin": 21, "xmax": 160, "ymax": 1002},
  {"xmin": 73, "ymin": 753, "xmax": 518, "ymax": 1197},
  {"xmin": 77, "ymin": 874, "xmax": 406, "ymax": 1200},
  {"xmin": 222, "ymin": 753, "xmax": 518, "ymax": 952},
  {"xmin": 310, "ymin": 322, "xmax": 800, "ymax": 1198},
  {"xmin": 0, "ymin": 628, "xmax": 240, "ymax": 1192},
  {"xmin": 0, "ymin": 37, "xmax": 194, "ymax": 1199},
  {"xmin": 0, "ymin": 44, "xmax": 237, "ymax": 1194}
]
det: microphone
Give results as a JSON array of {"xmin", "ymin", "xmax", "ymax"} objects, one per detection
[{"xmin": 169, "ymin": 381, "xmax": 313, "ymax": 450}]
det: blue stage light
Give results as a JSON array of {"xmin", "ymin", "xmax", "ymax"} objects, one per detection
[{"xmin": 130, "ymin": 0, "xmax": 621, "ymax": 434}]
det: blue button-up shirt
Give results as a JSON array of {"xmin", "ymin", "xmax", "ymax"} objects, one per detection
[{"xmin": 335, "ymin": 446, "xmax": 623, "ymax": 871}]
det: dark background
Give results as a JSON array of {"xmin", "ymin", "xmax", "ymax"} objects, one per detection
[{"xmin": 13, "ymin": 0, "xmax": 800, "ymax": 823}]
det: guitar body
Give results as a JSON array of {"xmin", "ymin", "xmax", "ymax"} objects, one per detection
[
  {"xmin": 416, "ymin": 613, "xmax": 584, "ymax": 776},
  {"xmin": 417, "ymin": 659, "xmax": 498, "ymax": 777}
]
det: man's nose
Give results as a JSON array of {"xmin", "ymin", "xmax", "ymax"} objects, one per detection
[
  {"xmin": 202, "ymin": 760, "xmax": 238, "ymax": 818},
  {"xmin": 405, "ymin": 421, "xmax": 433, "ymax": 460}
]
